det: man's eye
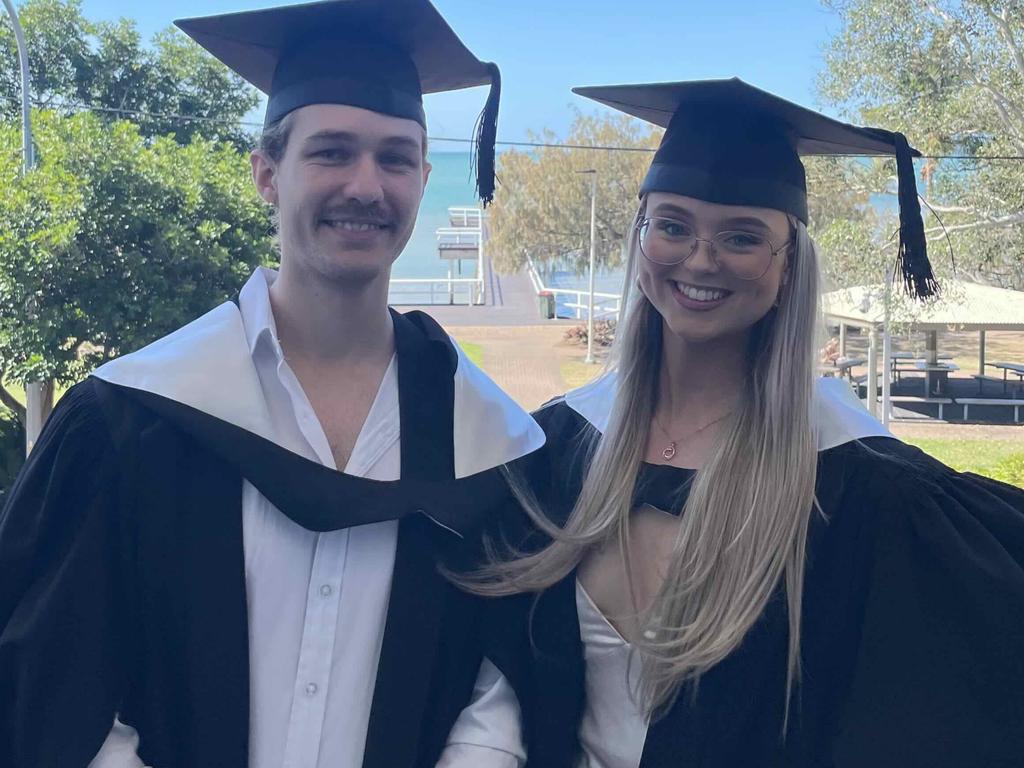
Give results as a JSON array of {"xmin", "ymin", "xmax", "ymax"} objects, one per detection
[
  {"xmin": 312, "ymin": 148, "xmax": 351, "ymax": 162},
  {"xmin": 380, "ymin": 152, "xmax": 416, "ymax": 168}
]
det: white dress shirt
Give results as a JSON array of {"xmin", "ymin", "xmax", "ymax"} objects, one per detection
[{"xmin": 89, "ymin": 268, "xmax": 524, "ymax": 768}]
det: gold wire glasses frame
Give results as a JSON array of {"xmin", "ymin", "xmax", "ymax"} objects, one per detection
[{"xmin": 635, "ymin": 216, "xmax": 792, "ymax": 281}]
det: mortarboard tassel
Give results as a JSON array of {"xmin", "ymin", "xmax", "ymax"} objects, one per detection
[
  {"xmin": 473, "ymin": 62, "xmax": 501, "ymax": 206},
  {"xmin": 893, "ymin": 132, "xmax": 939, "ymax": 299}
]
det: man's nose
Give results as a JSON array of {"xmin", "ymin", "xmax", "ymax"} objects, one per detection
[{"xmin": 344, "ymin": 154, "xmax": 385, "ymax": 205}]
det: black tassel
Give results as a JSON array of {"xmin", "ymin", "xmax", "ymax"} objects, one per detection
[
  {"xmin": 472, "ymin": 62, "xmax": 501, "ymax": 207},
  {"xmin": 893, "ymin": 132, "xmax": 939, "ymax": 299}
]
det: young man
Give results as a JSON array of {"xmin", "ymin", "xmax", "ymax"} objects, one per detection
[{"xmin": 0, "ymin": 1, "xmax": 536, "ymax": 766}]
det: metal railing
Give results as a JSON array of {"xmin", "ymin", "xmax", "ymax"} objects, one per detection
[
  {"xmin": 436, "ymin": 227, "xmax": 481, "ymax": 251},
  {"xmin": 448, "ymin": 206, "xmax": 482, "ymax": 228},
  {"xmin": 388, "ymin": 276, "xmax": 483, "ymax": 306},
  {"xmin": 524, "ymin": 254, "xmax": 623, "ymax": 321},
  {"xmin": 385, "ymin": 207, "xmax": 485, "ymax": 306},
  {"xmin": 555, "ymin": 290, "xmax": 622, "ymax": 320}
]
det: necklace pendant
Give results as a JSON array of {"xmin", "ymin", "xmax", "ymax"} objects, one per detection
[{"xmin": 662, "ymin": 442, "xmax": 677, "ymax": 461}]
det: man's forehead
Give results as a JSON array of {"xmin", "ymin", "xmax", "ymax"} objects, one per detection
[{"xmin": 290, "ymin": 104, "xmax": 425, "ymax": 143}]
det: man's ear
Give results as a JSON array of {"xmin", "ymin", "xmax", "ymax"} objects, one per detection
[{"xmin": 251, "ymin": 150, "xmax": 279, "ymax": 206}]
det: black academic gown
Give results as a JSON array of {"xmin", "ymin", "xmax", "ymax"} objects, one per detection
[
  {"xmin": 490, "ymin": 385, "xmax": 1024, "ymax": 768},
  {"xmin": 0, "ymin": 306, "xmax": 541, "ymax": 768}
]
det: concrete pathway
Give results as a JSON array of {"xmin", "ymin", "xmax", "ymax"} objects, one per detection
[{"xmin": 446, "ymin": 325, "xmax": 579, "ymax": 411}]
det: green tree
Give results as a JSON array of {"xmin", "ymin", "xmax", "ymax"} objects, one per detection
[
  {"xmin": 819, "ymin": 0, "xmax": 1024, "ymax": 289},
  {"xmin": 0, "ymin": 0, "xmax": 260, "ymax": 146},
  {"xmin": 804, "ymin": 155, "xmax": 898, "ymax": 291},
  {"xmin": 487, "ymin": 112, "xmax": 661, "ymax": 276},
  {"xmin": 0, "ymin": 111, "xmax": 275, "ymax": 417}
]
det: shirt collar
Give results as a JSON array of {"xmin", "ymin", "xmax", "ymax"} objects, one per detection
[{"xmin": 238, "ymin": 267, "xmax": 284, "ymax": 358}]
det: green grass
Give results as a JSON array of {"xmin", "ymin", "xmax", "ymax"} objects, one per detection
[
  {"xmin": 458, "ymin": 341, "xmax": 484, "ymax": 367},
  {"xmin": 560, "ymin": 360, "xmax": 602, "ymax": 390},
  {"xmin": 2, "ymin": 381, "xmax": 25, "ymax": 406},
  {"xmin": 904, "ymin": 438, "xmax": 1024, "ymax": 487},
  {"xmin": 1, "ymin": 381, "xmax": 70, "ymax": 408}
]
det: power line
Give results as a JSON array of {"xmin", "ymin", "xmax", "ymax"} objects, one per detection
[{"xmin": 12, "ymin": 99, "xmax": 1024, "ymax": 161}]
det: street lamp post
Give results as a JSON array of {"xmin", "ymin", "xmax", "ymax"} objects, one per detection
[
  {"xmin": 2, "ymin": 0, "xmax": 33, "ymax": 175},
  {"xmin": 578, "ymin": 169, "xmax": 598, "ymax": 364},
  {"xmin": 2, "ymin": 0, "xmax": 45, "ymax": 454}
]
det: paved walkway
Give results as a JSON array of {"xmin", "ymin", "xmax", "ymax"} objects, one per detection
[{"xmin": 447, "ymin": 326, "xmax": 575, "ymax": 411}]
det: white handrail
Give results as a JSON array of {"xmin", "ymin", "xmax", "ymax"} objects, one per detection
[{"xmin": 524, "ymin": 253, "xmax": 623, "ymax": 321}]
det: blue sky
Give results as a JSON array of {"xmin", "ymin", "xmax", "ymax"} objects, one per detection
[{"xmin": 79, "ymin": 0, "xmax": 844, "ymax": 146}]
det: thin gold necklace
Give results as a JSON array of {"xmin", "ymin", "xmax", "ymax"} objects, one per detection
[{"xmin": 653, "ymin": 410, "xmax": 732, "ymax": 461}]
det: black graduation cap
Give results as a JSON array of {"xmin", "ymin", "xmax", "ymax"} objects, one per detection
[
  {"xmin": 175, "ymin": 0, "xmax": 501, "ymax": 204},
  {"xmin": 573, "ymin": 78, "xmax": 937, "ymax": 298}
]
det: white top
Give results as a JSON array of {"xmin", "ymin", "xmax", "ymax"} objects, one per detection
[
  {"xmin": 575, "ymin": 581, "xmax": 648, "ymax": 768},
  {"xmin": 88, "ymin": 268, "xmax": 525, "ymax": 768}
]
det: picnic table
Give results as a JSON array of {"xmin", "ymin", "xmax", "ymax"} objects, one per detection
[
  {"xmin": 914, "ymin": 361, "xmax": 960, "ymax": 397},
  {"xmin": 890, "ymin": 353, "xmax": 953, "ymax": 384},
  {"xmin": 820, "ymin": 356, "xmax": 867, "ymax": 380},
  {"xmin": 989, "ymin": 362, "xmax": 1024, "ymax": 396}
]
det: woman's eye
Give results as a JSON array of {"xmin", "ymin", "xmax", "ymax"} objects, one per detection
[
  {"xmin": 657, "ymin": 220, "xmax": 691, "ymax": 238},
  {"xmin": 721, "ymin": 232, "xmax": 766, "ymax": 249}
]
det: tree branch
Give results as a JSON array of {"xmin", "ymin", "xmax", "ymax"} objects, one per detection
[
  {"xmin": 0, "ymin": 380, "xmax": 26, "ymax": 425},
  {"xmin": 924, "ymin": 210, "xmax": 1024, "ymax": 236},
  {"xmin": 923, "ymin": 1, "xmax": 1024, "ymax": 150},
  {"xmin": 979, "ymin": 1, "xmax": 1024, "ymax": 84},
  {"xmin": 919, "ymin": 201, "xmax": 976, "ymax": 214},
  {"xmin": 979, "ymin": 83, "xmax": 1024, "ymax": 150}
]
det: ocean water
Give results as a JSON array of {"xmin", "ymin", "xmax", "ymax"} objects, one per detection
[{"xmin": 392, "ymin": 151, "xmax": 479, "ymax": 279}]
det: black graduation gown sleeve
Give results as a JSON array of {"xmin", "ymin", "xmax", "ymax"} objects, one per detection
[
  {"xmin": 835, "ymin": 442, "xmax": 1024, "ymax": 768},
  {"xmin": 478, "ymin": 400, "xmax": 591, "ymax": 768},
  {"xmin": 0, "ymin": 380, "xmax": 134, "ymax": 767}
]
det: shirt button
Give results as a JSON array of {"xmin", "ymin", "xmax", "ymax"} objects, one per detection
[
  {"xmin": 319, "ymin": 584, "xmax": 332, "ymax": 597},
  {"xmin": 305, "ymin": 683, "xmax": 318, "ymax": 696}
]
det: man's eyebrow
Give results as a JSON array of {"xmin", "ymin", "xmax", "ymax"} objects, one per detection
[
  {"xmin": 302, "ymin": 130, "xmax": 358, "ymax": 144},
  {"xmin": 301, "ymin": 131, "xmax": 420, "ymax": 152}
]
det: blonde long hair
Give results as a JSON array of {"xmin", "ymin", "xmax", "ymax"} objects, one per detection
[{"xmin": 474, "ymin": 200, "xmax": 822, "ymax": 721}]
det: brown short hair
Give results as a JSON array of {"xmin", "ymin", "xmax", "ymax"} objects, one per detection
[{"xmin": 257, "ymin": 112, "xmax": 296, "ymax": 163}]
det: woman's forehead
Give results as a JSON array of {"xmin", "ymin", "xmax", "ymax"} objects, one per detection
[{"xmin": 645, "ymin": 193, "xmax": 790, "ymax": 231}]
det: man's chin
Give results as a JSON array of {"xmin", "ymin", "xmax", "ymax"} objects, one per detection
[{"xmin": 311, "ymin": 248, "xmax": 396, "ymax": 288}]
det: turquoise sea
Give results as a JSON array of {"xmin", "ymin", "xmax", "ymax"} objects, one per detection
[{"xmin": 392, "ymin": 151, "xmax": 478, "ymax": 279}]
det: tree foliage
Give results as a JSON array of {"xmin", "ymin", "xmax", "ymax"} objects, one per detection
[
  {"xmin": 819, "ymin": 0, "xmax": 1024, "ymax": 289},
  {"xmin": 0, "ymin": 0, "xmax": 260, "ymax": 147},
  {"xmin": 0, "ymin": 111, "xmax": 275, "ymax": 394},
  {"xmin": 487, "ymin": 112, "xmax": 660, "ymax": 277}
]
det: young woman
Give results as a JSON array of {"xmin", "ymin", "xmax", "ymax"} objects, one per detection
[{"xmin": 472, "ymin": 80, "xmax": 1024, "ymax": 768}]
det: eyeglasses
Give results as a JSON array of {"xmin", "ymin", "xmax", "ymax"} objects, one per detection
[{"xmin": 635, "ymin": 216, "xmax": 792, "ymax": 281}]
